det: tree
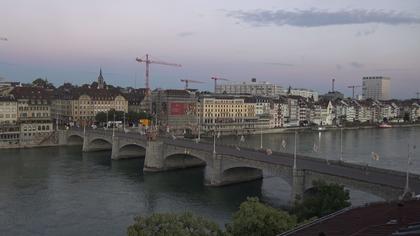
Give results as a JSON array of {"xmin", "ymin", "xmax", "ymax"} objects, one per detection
[
  {"xmin": 226, "ymin": 197, "xmax": 297, "ymax": 236},
  {"xmin": 127, "ymin": 212, "xmax": 223, "ymax": 236},
  {"xmin": 95, "ymin": 112, "xmax": 107, "ymax": 124},
  {"xmin": 293, "ymin": 180, "xmax": 351, "ymax": 222},
  {"xmin": 127, "ymin": 111, "xmax": 151, "ymax": 124},
  {"xmin": 32, "ymin": 78, "xmax": 54, "ymax": 89}
]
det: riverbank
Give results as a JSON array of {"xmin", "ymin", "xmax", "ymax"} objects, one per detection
[{"xmin": 243, "ymin": 123, "xmax": 420, "ymax": 135}]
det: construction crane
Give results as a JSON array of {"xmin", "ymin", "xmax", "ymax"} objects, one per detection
[
  {"xmin": 211, "ymin": 76, "xmax": 228, "ymax": 93},
  {"xmin": 180, "ymin": 79, "xmax": 204, "ymax": 90},
  {"xmin": 348, "ymin": 85, "xmax": 362, "ymax": 99},
  {"xmin": 135, "ymin": 54, "xmax": 182, "ymax": 92}
]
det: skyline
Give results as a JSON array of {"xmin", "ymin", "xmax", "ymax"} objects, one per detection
[{"xmin": 1, "ymin": 0, "xmax": 420, "ymax": 98}]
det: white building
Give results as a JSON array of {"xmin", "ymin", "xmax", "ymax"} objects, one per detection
[
  {"xmin": 0, "ymin": 96, "xmax": 17, "ymax": 124},
  {"xmin": 362, "ymin": 76, "xmax": 390, "ymax": 100},
  {"xmin": 288, "ymin": 88, "xmax": 319, "ymax": 101},
  {"xmin": 215, "ymin": 78, "xmax": 284, "ymax": 97}
]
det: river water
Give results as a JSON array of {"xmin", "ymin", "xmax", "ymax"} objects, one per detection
[{"xmin": 0, "ymin": 127, "xmax": 419, "ymax": 235}]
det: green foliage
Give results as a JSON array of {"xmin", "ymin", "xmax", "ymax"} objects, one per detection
[
  {"xmin": 127, "ymin": 111, "xmax": 151, "ymax": 123},
  {"xmin": 225, "ymin": 197, "xmax": 297, "ymax": 236},
  {"xmin": 293, "ymin": 180, "xmax": 351, "ymax": 221},
  {"xmin": 95, "ymin": 112, "xmax": 108, "ymax": 123},
  {"xmin": 32, "ymin": 78, "xmax": 54, "ymax": 89},
  {"xmin": 127, "ymin": 212, "xmax": 223, "ymax": 236}
]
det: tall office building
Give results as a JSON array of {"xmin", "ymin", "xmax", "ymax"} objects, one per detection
[
  {"xmin": 215, "ymin": 78, "xmax": 284, "ymax": 97},
  {"xmin": 362, "ymin": 76, "xmax": 390, "ymax": 100}
]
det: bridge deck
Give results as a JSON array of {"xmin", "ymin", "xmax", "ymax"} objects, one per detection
[{"xmin": 70, "ymin": 129, "xmax": 420, "ymax": 193}]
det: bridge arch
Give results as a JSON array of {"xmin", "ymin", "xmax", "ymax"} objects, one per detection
[
  {"xmin": 220, "ymin": 166, "xmax": 263, "ymax": 185},
  {"xmin": 118, "ymin": 143, "xmax": 147, "ymax": 159},
  {"xmin": 164, "ymin": 153, "xmax": 206, "ymax": 170},
  {"xmin": 88, "ymin": 138, "xmax": 112, "ymax": 151},
  {"xmin": 302, "ymin": 172, "xmax": 400, "ymax": 202},
  {"xmin": 67, "ymin": 134, "xmax": 84, "ymax": 145}
]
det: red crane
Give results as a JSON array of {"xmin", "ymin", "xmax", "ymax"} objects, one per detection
[
  {"xmin": 135, "ymin": 54, "xmax": 182, "ymax": 92},
  {"xmin": 211, "ymin": 76, "xmax": 228, "ymax": 93},
  {"xmin": 348, "ymin": 85, "xmax": 362, "ymax": 99},
  {"xmin": 180, "ymin": 79, "xmax": 204, "ymax": 89}
]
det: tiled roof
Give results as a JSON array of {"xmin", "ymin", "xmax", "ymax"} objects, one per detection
[
  {"xmin": 282, "ymin": 199, "xmax": 420, "ymax": 236},
  {"xmin": 10, "ymin": 87, "xmax": 54, "ymax": 100}
]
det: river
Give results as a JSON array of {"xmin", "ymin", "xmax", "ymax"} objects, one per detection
[{"xmin": 0, "ymin": 127, "xmax": 419, "ymax": 235}]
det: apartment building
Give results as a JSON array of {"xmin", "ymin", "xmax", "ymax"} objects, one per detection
[
  {"xmin": 0, "ymin": 96, "xmax": 17, "ymax": 124},
  {"xmin": 198, "ymin": 95, "xmax": 258, "ymax": 134},
  {"xmin": 10, "ymin": 87, "xmax": 54, "ymax": 143}
]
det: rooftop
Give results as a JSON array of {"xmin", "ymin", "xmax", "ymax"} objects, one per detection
[{"xmin": 281, "ymin": 199, "xmax": 420, "ymax": 236}]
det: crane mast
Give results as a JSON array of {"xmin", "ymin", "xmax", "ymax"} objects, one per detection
[
  {"xmin": 136, "ymin": 54, "xmax": 181, "ymax": 113},
  {"xmin": 135, "ymin": 54, "xmax": 182, "ymax": 92},
  {"xmin": 180, "ymin": 79, "xmax": 204, "ymax": 89},
  {"xmin": 347, "ymin": 85, "xmax": 362, "ymax": 99},
  {"xmin": 211, "ymin": 76, "xmax": 228, "ymax": 93}
]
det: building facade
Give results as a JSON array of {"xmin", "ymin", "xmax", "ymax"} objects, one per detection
[
  {"xmin": 153, "ymin": 89, "xmax": 198, "ymax": 135},
  {"xmin": 362, "ymin": 76, "xmax": 391, "ymax": 100},
  {"xmin": 198, "ymin": 95, "xmax": 258, "ymax": 135},
  {"xmin": 215, "ymin": 78, "xmax": 284, "ymax": 97}
]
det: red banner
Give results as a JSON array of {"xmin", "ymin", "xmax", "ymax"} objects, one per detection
[{"xmin": 170, "ymin": 102, "xmax": 187, "ymax": 116}]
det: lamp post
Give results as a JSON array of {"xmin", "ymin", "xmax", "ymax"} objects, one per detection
[
  {"xmin": 404, "ymin": 144, "xmax": 415, "ymax": 196},
  {"xmin": 112, "ymin": 112, "xmax": 115, "ymax": 137},
  {"xmin": 293, "ymin": 130, "xmax": 297, "ymax": 170},
  {"xmin": 106, "ymin": 110, "xmax": 109, "ymax": 129},
  {"xmin": 340, "ymin": 127, "xmax": 343, "ymax": 162},
  {"xmin": 197, "ymin": 111, "xmax": 201, "ymax": 142},
  {"xmin": 260, "ymin": 125, "xmax": 263, "ymax": 149},
  {"xmin": 213, "ymin": 125, "xmax": 216, "ymax": 155}
]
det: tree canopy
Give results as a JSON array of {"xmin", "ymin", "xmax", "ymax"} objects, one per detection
[
  {"xmin": 32, "ymin": 78, "xmax": 55, "ymax": 89},
  {"xmin": 293, "ymin": 180, "xmax": 351, "ymax": 221},
  {"xmin": 127, "ymin": 212, "xmax": 223, "ymax": 236},
  {"xmin": 225, "ymin": 197, "xmax": 297, "ymax": 236}
]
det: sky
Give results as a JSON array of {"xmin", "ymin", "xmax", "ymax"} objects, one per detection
[{"xmin": 1, "ymin": 0, "xmax": 420, "ymax": 98}]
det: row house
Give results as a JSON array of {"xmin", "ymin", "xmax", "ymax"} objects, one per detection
[
  {"xmin": 9, "ymin": 87, "xmax": 54, "ymax": 143},
  {"xmin": 53, "ymin": 87, "xmax": 128, "ymax": 126}
]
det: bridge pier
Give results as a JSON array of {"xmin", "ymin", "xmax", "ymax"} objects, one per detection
[
  {"xmin": 291, "ymin": 169, "xmax": 305, "ymax": 203},
  {"xmin": 82, "ymin": 133, "xmax": 90, "ymax": 152},
  {"xmin": 111, "ymin": 136, "xmax": 120, "ymax": 160},
  {"xmin": 144, "ymin": 140, "xmax": 165, "ymax": 172},
  {"xmin": 204, "ymin": 155, "xmax": 223, "ymax": 186}
]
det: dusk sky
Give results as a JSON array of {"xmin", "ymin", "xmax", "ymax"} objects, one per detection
[{"xmin": 1, "ymin": 0, "xmax": 420, "ymax": 98}]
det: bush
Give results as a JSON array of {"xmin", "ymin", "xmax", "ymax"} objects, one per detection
[
  {"xmin": 226, "ymin": 197, "xmax": 297, "ymax": 236},
  {"xmin": 127, "ymin": 212, "xmax": 223, "ymax": 236},
  {"xmin": 293, "ymin": 180, "xmax": 351, "ymax": 221}
]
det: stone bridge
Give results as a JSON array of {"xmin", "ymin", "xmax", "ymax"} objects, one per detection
[{"xmin": 59, "ymin": 129, "xmax": 420, "ymax": 203}]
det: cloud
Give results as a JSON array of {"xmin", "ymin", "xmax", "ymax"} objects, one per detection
[
  {"xmin": 375, "ymin": 68, "xmax": 411, "ymax": 71},
  {"xmin": 226, "ymin": 8, "xmax": 420, "ymax": 27},
  {"xmin": 349, "ymin": 62, "xmax": 364, "ymax": 68},
  {"xmin": 355, "ymin": 28, "xmax": 376, "ymax": 37},
  {"xmin": 177, "ymin": 31, "xmax": 195, "ymax": 37},
  {"xmin": 264, "ymin": 62, "xmax": 294, "ymax": 67}
]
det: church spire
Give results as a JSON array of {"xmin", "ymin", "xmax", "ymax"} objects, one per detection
[{"xmin": 98, "ymin": 67, "xmax": 105, "ymax": 89}]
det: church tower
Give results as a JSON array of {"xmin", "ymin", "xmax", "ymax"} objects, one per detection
[{"xmin": 98, "ymin": 68, "xmax": 105, "ymax": 89}]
